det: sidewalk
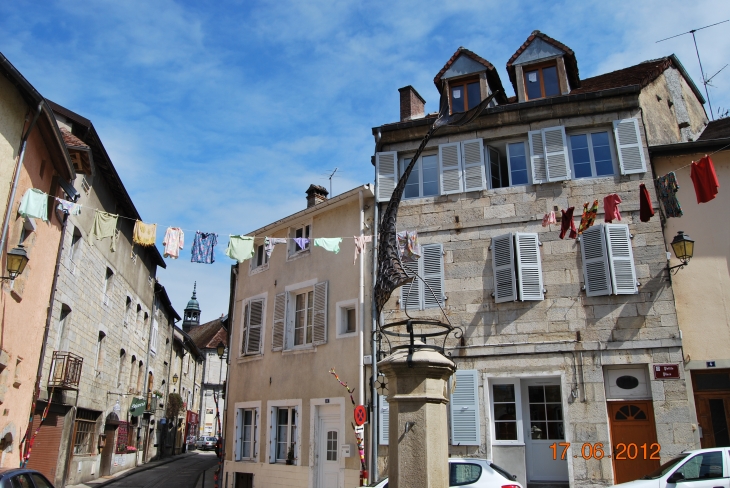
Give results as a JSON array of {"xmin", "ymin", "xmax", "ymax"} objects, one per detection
[{"xmin": 66, "ymin": 451, "xmax": 198, "ymax": 488}]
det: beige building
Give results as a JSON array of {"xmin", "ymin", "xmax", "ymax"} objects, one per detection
[{"xmin": 224, "ymin": 184, "xmax": 375, "ymax": 488}]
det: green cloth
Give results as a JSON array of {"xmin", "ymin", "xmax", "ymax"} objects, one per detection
[
  {"xmin": 314, "ymin": 237, "xmax": 342, "ymax": 254},
  {"xmin": 18, "ymin": 188, "xmax": 48, "ymax": 222},
  {"xmin": 225, "ymin": 235, "xmax": 255, "ymax": 263},
  {"xmin": 90, "ymin": 211, "xmax": 119, "ymax": 251}
]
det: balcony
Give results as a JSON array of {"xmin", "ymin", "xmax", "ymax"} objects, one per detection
[{"xmin": 48, "ymin": 351, "xmax": 83, "ymax": 390}]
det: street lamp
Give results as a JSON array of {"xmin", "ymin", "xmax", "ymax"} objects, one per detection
[
  {"xmin": 216, "ymin": 342, "xmax": 225, "ymax": 359},
  {"xmin": 668, "ymin": 231, "xmax": 695, "ymax": 273},
  {"xmin": 172, "ymin": 373, "xmax": 178, "ymax": 384},
  {"xmin": 1, "ymin": 245, "xmax": 29, "ymax": 281}
]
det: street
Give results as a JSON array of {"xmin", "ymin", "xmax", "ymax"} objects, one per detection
[{"xmin": 94, "ymin": 452, "xmax": 219, "ymax": 488}]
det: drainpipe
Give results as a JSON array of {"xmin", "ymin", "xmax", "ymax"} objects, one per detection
[
  {"xmin": 358, "ymin": 189, "xmax": 365, "ymax": 407},
  {"xmin": 370, "ymin": 155, "xmax": 380, "ymax": 480}
]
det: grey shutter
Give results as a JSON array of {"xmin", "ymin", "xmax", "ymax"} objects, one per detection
[
  {"xmin": 272, "ymin": 292, "xmax": 286, "ymax": 351},
  {"xmin": 245, "ymin": 299, "xmax": 264, "ymax": 354},
  {"xmin": 450, "ymin": 369, "xmax": 480, "ymax": 446},
  {"xmin": 312, "ymin": 281, "xmax": 328, "ymax": 345},
  {"xmin": 491, "ymin": 233, "xmax": 517, "ymax": 303},
  {"xmin": 461, "ymin": 139, "xmax": 486, "ymax": 192},
  {"xmin": 439, "ymin": 142, "xmax": 463, "ymax": 194},
  {"xmin": 240, "ymin": 302, "xmax": 249, "ymax": 356},
  {"xmin": 400, "ymin": 259, "xmax": 421, "ymax": 311},
  {"xmin": 605, "ymin": 224, "xmax": 638, "ymax": 294},
  {"xmin": 376, "ymin": 152, "xmax": 398, "ymax": 202},
  {"xmin": 528, "ymin": 129, "xmax": 546, "ymax": 184},
  {"xmin": 379, "ymin": 395, "xmax": 389, "ymax": 445},
  {"xmin": 515, "ymin": 233, "xmax": 544, "ymax": 301},
  {"xmin": 422, "ymin": 244, "xmax": 444, "ymax": 308},
  {"xmin": 234, "ymin": 409, "xmax": 241, "ymax": 461},
  {"xmin": 613, "ymin": 118, "xmax": 646, "ymax": 174},
  {"xmin": 580, "ymin": 224, "xmax": 611, "ymax": 296},
  {"xmin": 543, "ymin": 126, "xmax": 571, "ymax": 182}
]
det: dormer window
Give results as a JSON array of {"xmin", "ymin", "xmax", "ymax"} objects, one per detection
[
  {"xmin": 450, "ymin": 77, "xmax": 481, "ymax": 113},
  {"xmin": 524, "ymin": 62, "xmax": 560, "ymax": 100}
]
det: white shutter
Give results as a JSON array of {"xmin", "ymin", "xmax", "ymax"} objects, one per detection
[
  {"xmin": 461, "ymin": 139, "xmax": 486, "ymax": 192},
  {"xmin": 613, "ymin": 118, "xmax": 646, "ymax": 174},
  {"xmin": 450, "ymin": 370, "xmax": 480, "ymax": 446},
  {"xmin": 376, "ymin": 152, "xmax": 398, "ymax": 202},
  {"xmin": 422, "ymin": 244, "xmax": 444, "ymax": 308},
  {"xmin": 487, "ymin": 146, "xmax": 502, "ymax": 189},
  {"xmin": 515, "ymin": 233, "xmax": 544, "ymax": 301},
  {"xmin": 234, "ymin": 409, "xmax": 241, "ymax": 461},
  {"xmin": 580, "ymin": 224, "xmax": 611, "ymax": 297},
  {"xmin": 528, "ymin": 130, "xmax": 546, "ymax": 184},
  {"xmin": 605, "ymin": 224, "xmax": 638, "ymax": 295},
  {"xmin": 400, "ymin": 259, "xmax": 421, "ymax": 311},
  {"xmin": 491, "ymin": 233, "xmax": 517, "ymax": 303},
  {"xmin": 439, "ymin": 142, "xmax": 463, "ymax": 194},
  {"xmin": 543, "ymin": 126, "xmax": 571, "ymax": 182},
  {"xmin": 379, "ymin": 395, "xmax": 389, "ymax": 445},
  {"xmin": 312, "ymin": 281, "xmax": 328, "ymax": 345},
  {"xmin": 272, "ymin": 292, "xmax": 286, "ymax": 351},
  {"xmin": 240, "ymin": 303, "xmax": 249, "ymax": 356},
  {"xmin": 245, "ymin": 299, "xmax": 264, "ymax": 354}
]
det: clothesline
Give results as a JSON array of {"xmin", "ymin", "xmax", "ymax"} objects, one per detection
[{"xmin": 667, "ymin": 141, "xmax": 730, "ymax": 173}]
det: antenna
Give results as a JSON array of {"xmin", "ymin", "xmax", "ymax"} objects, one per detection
[
  {"xmin": 328, "ymin": 167, "xmax": 338, "ymax": 196},
  {"xmin": 657, "ymin": 20, "xmax": 729, "ymax": 121}
]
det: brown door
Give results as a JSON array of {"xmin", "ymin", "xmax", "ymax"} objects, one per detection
[
  {"xmin": 692, "ymin": 370, "xmax": 730, "ymax": 448},
  {"xmin": 100, "ymin": 425, "xmax": 116, "ymax": 476},
  {"xmin": 26, "ymin": 406, "xmax": 65, "ymax": 483},
  {"xmin": 608, "ymin": 401, "xmax": 660, "ymax": 484}
]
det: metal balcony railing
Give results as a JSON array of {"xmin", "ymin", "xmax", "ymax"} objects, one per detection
[{"xmin": 48, "ymin": 351, "xmax": 83, "ymax": 389}]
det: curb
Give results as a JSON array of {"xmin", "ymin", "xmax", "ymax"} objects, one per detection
[{"xmin": 72, "ymin": 452, "xmax": 198, "ymax": 488}]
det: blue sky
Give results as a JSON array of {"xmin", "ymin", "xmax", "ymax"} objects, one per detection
[{"xmin": 1, "ymin": 0, "xmax": 728, "ymax": 323}]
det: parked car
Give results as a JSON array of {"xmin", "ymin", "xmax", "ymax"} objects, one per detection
[
  {"xmin": 186, "ymin": 435, "xmax": 197, "ymax": 449},
  {"xmin": 368, "ymin": 458, "xmax": 522, "ymax": 488},
  {"xmin": 195, "ymin": 435, "xmax": 218, "ymax": 451},
  {"xmin": 0, "ymin": 468, "xmax": 55, "ymax": 488},
  {"xmin": 613, "ymin": 447, "xmax": 729, "ymax": 487}
]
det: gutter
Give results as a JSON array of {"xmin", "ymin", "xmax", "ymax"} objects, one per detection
[{"xmin": 649, "ymin": 136, "xmax": 730, "ymax": 155}]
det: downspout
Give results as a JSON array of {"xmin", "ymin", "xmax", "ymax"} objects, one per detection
[
  {"xmin": 370, "ymin": 129, "xmax": 381, "ymax": 481},
  {"xmin": 198, "ymin": 347, "xmax": 208, "ymax": 437},
  {"xmin": 221, "ymin": 264, "xmax": 238, "ymax": 479},
  {"xmin": 358, "ymin": 189, "xmax": 365, "ymax": 407}
]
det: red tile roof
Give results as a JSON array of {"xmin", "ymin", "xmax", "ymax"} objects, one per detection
[
  {"xmin": 433, "ymin": 47, "xmax": 508, "ymax": 104},
  {"xmin": 570, "ymin": 57, "xmax": 673, "ymax": 95},
  {"xmin": 697, "ymin": 118, "xmax": 730, "ymax": 141},
  {"xmin": 59, "ymin": 126, "xmax": 89, "ymax": 149},
  {"xmin": 506, "ymin": 30, "xmax": 580, "ymax": 93},
  {"xmin": 188, "ymin": 316, "xmax": 228, "ymax": 350}
]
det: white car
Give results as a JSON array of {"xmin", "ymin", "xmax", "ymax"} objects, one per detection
[
  {"xmin": 368, "ymin": 457, "xmax": 522, "ymax": 488},
  {"xmin": 614, "ymin": 447, "xmax": 730, "ymax": 487}
]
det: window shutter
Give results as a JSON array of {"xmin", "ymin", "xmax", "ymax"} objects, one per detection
[
  {"xmin": 580, "ymin": 224, "xmax": 611, "ymax": 297},
  {"xmin": 605, "ymin": 224, "xmax": 638, "ymax": 295},
  {"xmin": 461, "ymin": 139, "xmax": 486, "ymax": 192},
  {"xmin": 234, "ymin": 409, "xmax": 241, "ymax": 461},
  {"xmin": 528, "ymin": 130, "xmax": 546, "ymax": 184},
  {"xmin": 312, "ymin": 281, "xmax": 328, "ymax": 345},
  {"xmin": 491, "ymin": 233, "xmax": 517, "ymax": 303},
  {"xmin": 487, "ymin": 146, "xmax": 502, "ymax": 189},
  {"xmin": 379, "ymin": 395, "xmax": 389, "ymax": 445},
  {"xmin": 613, "ymin": 118, "xmax": 646, "ymax": 174},
  {"xmin": 254, "ymin": 409, "xmax": 259, "ymax": 458},
  {"xmin": 272, "ymin": 292, "xmax": 286, "ymax": 351},
  {"xmin": 241, "ymin": 302, "xmax": 250, "ymax": 356},
  {"xmin": 515, "ymin": 233, "xmax": 544, "ymax": 301},
  {"xmin": 439, "ymin": 142, "xmax": 463, "ymax": 194},
  {"xmin": 400, "ymin": 259, "xmax": 421, "ymax": 311},
  {"xmin": 450, "ymin": 370, "xmax": 480, "ymax": 446},
  {"xmin": 422, "ymin": 244, "xmax": 444, "ymax": 308},
  {"xmin": 376, "ymin": 152, "xmax": 398, "ymax": 202},
  {"xmin": 245, "ymin": 299, "xmax": 264, "ymax": 354},
  {"xmin": 543, "ymin": 126, "xmax": 571, "ymax": 182}
]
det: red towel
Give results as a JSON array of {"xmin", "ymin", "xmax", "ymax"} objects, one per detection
[
  {"xmin": 690, "ymin": 156, "xmax": 720, "ymax": 203},
  {"xmin": 603, "ymin": 194, "xmax": 622, "ymax": 223},
  {"xmin": 559, "ymin": 207, "xmax": 577, "ymax": 239},
  {"xmin": 639, "ymin": 184, "xmax": 654, "ymax": 222}
]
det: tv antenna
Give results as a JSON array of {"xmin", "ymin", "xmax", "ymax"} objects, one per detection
[
  {"xmin": 657, "ymin": 19, "xmax": 729, "ymax": 120},
  {"xmin": 328, "ymin": 167, "xmax": 338, "ymax": 196}
]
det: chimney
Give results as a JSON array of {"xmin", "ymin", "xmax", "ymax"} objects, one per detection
[
  {"xmin": 306, "ymin": 184, "xmax": 329, "ymax": 208},
  {"xmin": 398, "ymin": 85, "xmax": 426, "ymax": 122}
]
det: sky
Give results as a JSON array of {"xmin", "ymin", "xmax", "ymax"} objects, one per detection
[{"xmin": 1, "ymin": 0, "xmax": 728, "ymax": 323}]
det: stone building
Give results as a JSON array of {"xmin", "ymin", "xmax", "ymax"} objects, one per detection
[
  {"xmin": 169, "ymin": 320, "xmax": 204, "ymax": 454},
  {"xmin": 372, "ymin": 32, "xmax": 708, "ymax": 486}
]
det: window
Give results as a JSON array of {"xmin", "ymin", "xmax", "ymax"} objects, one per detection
[
  {"xmin": 183, "ymin": 354, "xmax": 190, "ymax": 375},
  {"xmin": 326, "ymin": 431, "xmax": 338, "ymax": 461},
  {"xmin": 73, "ymin": 409, "xmax": 98, "ymax": 455},
  {"xmin": 128, "ymin": 355, "xmax": 137, "ymax": 393},
  {"xmin": 30, "ymin": 474, "xmax": 53, "ymax": 488},
  {"xmin": 289, "ymin": 224, "xmax": 311, "ymax": 256},
  {"xmin": 95, "ymin": 332, "xmax": 106, "ymax": 374},
  {"xmin": 449, "ymin": 77, "xmax": 481, "ymax": 113},
  {"xmin": 251, "ymin": 244, "xmax": 269, "ymax": 271},
  {"xmin": 491, "ymin": 382, "xmax": 521, "ymax": 442},
  {"xmin": 150, "ymin": 319, "xmax": 158, "ymax": 353},
  {"xmin": 523, "ymin": 63, "xmax": 560, "ymax": 100},
  {"xmin": 117, "ymin": 350, "xmax": 126, "ymax": 388},
  {"xmin": 12, "ymin": 473, "xmax": 33, "ymax": 488},
  {"xmin": 450, "ymin": 463, "xmax": 482, "ymax": 486},
  {"xmin": 336, "ymin": 300, "xmax": 357, "ymax": 338},
  {"xmin": 241, "ymin": 298, "xmax": 265, "ymax": 356},
  {"xmin": 527, "ymin": 385, "xmax": 564, "ymax": 440},
  {"xmin": 136, "ymin": 361, "xmax": 144, "ymax": 393},
  {"xmin": 272, "ymin": 281, "xmax": 328, "ymax": 351},
  {"xmin": 400, "ymin": 154, "xmax": 439, "ymax": 199},
  {"xmin": 103, "ymin": 268, "xmax": 114, "ymax": 305},
  {"xmin": 56, "ymin": 304, "xmax": 72, "ymax": 351},
  {"xmin": 399, "ymin": 244, "xmax": 444, "ymax": 311},
  {"xmin": 238, "ymin": 408, "xmax": 257, "ymax": 460},
  {"xmin": 68, "ymin": 227, "xmax": 82, "ymax": 272},
  {"xmin": 568, "ymin": 131, "xmax": 616, "ymax": 178},
  {"xmin": 272, "ymin": 406, "xmax": 297, "ymax": 463},
  {"xmin": 450, "ymin": 370, "xmax": 480, "ymax": 446},
  {"xmin": 673, "ymin": 451, "xmax": 723, "ymax": 481},
  {"xmin": 580, "ymin": 224, "xmax": 637, "ymax": 297},
  {"xmin": 124, "ymin": 297, "xmax": 132, "ymax": 326},
  {"xmin": 294, "ymin": 291, "xmax": 314, "ymax": 346},
  {"xmin": 506, "ymin": 142, "xmax": 528, "ymax": 186},
  {"xmin": 491, "ymin": 233, "xmax": 544, "ymax": 303}
]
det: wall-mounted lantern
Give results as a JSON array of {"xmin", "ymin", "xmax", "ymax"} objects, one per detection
[
  {"xmin": 172, "ymin": 373, "xmax": 179, "ymax": 384},
  {"xmin": 1, "ymin": 245, "xmax": 29, "ymax": 281},
  {"xmin": 668, "ymin": 231, "xmax": 695, "ymax": 273}
]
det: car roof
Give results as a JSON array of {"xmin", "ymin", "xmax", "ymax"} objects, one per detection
[
  {"xmin": 683, "ymin": 447, "xmax": 730, "ymax": 455},
  {"xmin": 448, "ymin": 457, "xmax": 493, "ymax": 463},
  {"xmin": 0, "ymin": 468, "xmax": 46, "ymax": 478}
]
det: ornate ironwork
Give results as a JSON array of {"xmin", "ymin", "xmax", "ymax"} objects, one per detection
[{"xmin": 48, "ymin": 351, "xmax": 83, "ymax": 390}]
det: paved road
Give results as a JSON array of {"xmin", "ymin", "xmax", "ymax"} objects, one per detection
[{"xmin": 100, "ymin": 452, "xmax": 219, "ymax": 488}]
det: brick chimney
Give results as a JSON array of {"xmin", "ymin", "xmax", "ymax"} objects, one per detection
[
  {"xmin": 398, "ymin": 85, "xmax": 426, "ymax": 121},
  {"xmin": 306, "ymin": 184, "xmax": 329, "ymax": 208}
]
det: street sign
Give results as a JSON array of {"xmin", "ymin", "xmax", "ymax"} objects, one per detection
[
  {"xmin": 654, "ymin": 364, "xmax": 680, "ymax": 379},
  {"xmin": 354, "ymin": 405, "xmax": 367, "ymax": 426},
  {"xmin": 130, "ymin": 397, "xmax": 146, "ymax": 417}
]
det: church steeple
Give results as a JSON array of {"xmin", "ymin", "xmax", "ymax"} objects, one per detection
[{"xmin": 182, "ymin": 282, "xmax": 201, "ymax": 332}]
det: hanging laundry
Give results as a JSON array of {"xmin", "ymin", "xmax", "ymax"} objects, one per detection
[
  {"xmin": 314, "ymin": 237, "xmax": 342, "ymax": 254},
  {"xmin": 353, "ymin": 235, "xmax": 372, "ymax": 265},
  {"xmin": 133, "ymin": 221, "xmax": 157, "ymax": 247},
  {"xmin": 55, "ymin": 197, "xmax": 81, "ymax": 216},
  {"xmin": 559, "ymin": 207, "xmax": 577, "ymax": 239},
  {"xmin": 541, "ymin": 211, "xmax": 556, "ymax": 227},
  {"xmin": 603, "ymin": 194, "xmax": 622, "ymax": 223},
  {"xmin": 639, "ymin": 184, "xmax": 655, "ymax": 222},
  {"xmin": 191, "ymin": 232, "xmax": 218, "ymax": 264},
  {"xmin": 690, "ymin": 155, "xmax": 720, "ymax": 204},
  {"xmin": 397, "ymin": 231, "xmax": 422, "ymax": 262},
  {"xmin": 111, "ymin": 229, "xmax": 120, "ymax": 253},
  {"xmin": 655, "ymin": 172, "xmax": 683, "ymax": 217},
  {"xmin": 578, "ymin": 200, "xmax": 599, "ymax": 234},
  {"xmin": 293, "ymin": 237, "xmax": 309, "ymax": 250},
  {"xmin": 163, "ymin": 227, "xmax": 185, "ymax": 259},
  {"xmin": 90, "ymin": 211, "xmax": 118, "ymax": 251},
  {"xmin": 264, "ymin": 237, "xmax": 288, "ymax": 258},
  {"xmin": 225, "ymin": 235, "xmax": 255, "ymax": 263},
  {"xmin": 18, "ymin": 188, "xmax": 48, "ymax": 221}
]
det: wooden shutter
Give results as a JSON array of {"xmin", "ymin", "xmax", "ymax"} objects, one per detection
[
  {"xmin": 543, "ymin": 126, "xmax": 571, "ymax": 182},
  {"xmin": 379, "ymin": 395, "xmax": 389, "ymax": 445},
  {"xmin": 245, "ymin": 299, "xmax": 264, "ymax": 354},
  {"xmin": 450, "ymin": 369, "xmax": 480, "ymax": 446},
  {"xmin": 312, "ymin": 281, "xmax": 328, "ymax": 345},
  {"xmin": 241, "ymin": 302, "xmax": 249, "ymax": 356},
  {"xmin": 491, "ymin": 233, "xmax": 517, "ymax": 303},
  {"xmin": 605, "ymin": 224, "xmax": 638, "ymax": 295},
  {"xmin": 376, "ymin": 152, "xmax": 398, "ymax": 202},
  {"xmin": 439, "ymin": 142, "xmax": 463, "ymax": 194},
  {"xmin": 234, "ymin": 409, "xmax": 241, "ymax": 461},
  {"xmin": 400, "ymin": 259, "xmax": 421, "ymax": 311},
  {"xmin": 528, "ymin": 129, "xmax": 547, "ymax": 184},
  {"xmin": 461, "ymin": 139, "xmax": 486, "ymax": 192},
  {"xmin": 272, "ymin": 292, "xmax": 286, "ymax": 351},
  {"xmin": 422, "ymin": 244, "xmax": 444, "ymax": 308},
  {"xmin": 515, "ymin": 233, "xmax": 544, "ymax": 301},
  {"xmin": 580, "ymin": 224, "xmax": 611, "ymax": 297},
  {"xmin": 613, "ymin": 118, "xmax": 646, "ymax": 174}
]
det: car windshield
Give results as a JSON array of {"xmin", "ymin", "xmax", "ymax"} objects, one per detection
[
  {"xmin": 207, "ymin": 437, "xmax": 217, "ymax": 441},
  {"xmin": 641, "ymin": 454, "xmax": 690, "ymax": 479},
  {"xmin": 490, "ymin": 462, "xmax": 517, "ymax": 481}
]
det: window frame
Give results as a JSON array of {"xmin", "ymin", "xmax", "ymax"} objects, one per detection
[
  {"xmin": 566, "ymin": 129, "xmax": 619, "ymax": 179},
  {"xmin": 448, "ymin": 76, "xmax": 481, "ymax": 114},
  {"xmin": 235, "ymin": 401, "xmax": 260, "ymax": 462},
  {"xmin": 505, "ymin": 140, "xmax": 531, "ymax": 187},
  {"xmin": 488, "ymin": 378, "xmax": 524, "ymax": 446},
  {"xmin": 291, "ymin": 288, "xmax": 314, "ymax": 348},
  {"xmin": 73, "ymin": 410, "xmax": 99, "ymax": 456},
  {"xmin": 267, "ymin": 400, "xmax": 301, "ymax": 464},
  {"xmin": 335, "ymin": 299, "xmax": 358, "ymax": 338},
  {"xmin": 522, "ymin": 61, "xmax": 561, "ymax": 101},
  {"xmin": 399, "ymin": 152, "xmax": 440, "ymax": 200},
  {"xmin": 288, "ymin": 222, "xmax": 312, "ymax": 259},
  {"xmin": 240, "ymin": 294, "xmax": 267, "ymax": 357},
  {"xmin": 250, "ymin": 243, "xmax": 269, "ymax": 274}
]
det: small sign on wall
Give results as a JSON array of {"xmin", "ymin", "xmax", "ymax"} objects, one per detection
[
  {"xmin": 341, "ymin": 444, "xmax": 351, "ymax": 457},
  {"xmin": 654, "ymin": 364, "xmax": 680, "ymax": 379}
]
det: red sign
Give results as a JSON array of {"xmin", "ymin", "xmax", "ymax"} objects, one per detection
[
  {"xmin": 354, "ymin": 405, "xmax": 367, "ymax": 426},
  {"xmin": 186, "ymin": 410, "xmax": 199, "ymax": 425},
  {"xmin": 654, "ymin": 364, "xmax": 680, "ymax": 379}
]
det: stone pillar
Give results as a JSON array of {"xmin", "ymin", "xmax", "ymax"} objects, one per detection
[{"xmin": 378, "ymin": 348, "xmax": 455, "ymax": 488}]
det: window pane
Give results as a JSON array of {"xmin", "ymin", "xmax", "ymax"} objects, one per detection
[
  {"xmin": 421, "ymin": 155, "xmax": 439, "ymax": 196},
  {"xmin": 494, "ymin": 403, "xmax": 516, "ymax": 421},
  {"xmin": 545, "ymin": 385, "xmax": 561, "ymax": 402},
  {"xmin": 402, "ymin": 159, "xmax": 419, "ymax": 199},
  {"xmin": 508, "ymin": 143, "xmax": 528, "ymax": 185},
  {"xmin": 677, "ymin": 451, "xmax": 723, "ymax": 480},
  {"xmin": 528, "ymin": 386, "xmax": 545, "ymax": 403},
  {"xmin": 467, "ymin": 82, "xmax": 481, "ymax": 110},
  {"xmin": 295, "ymin": 294, "xmax": 305, "ymax": 346},
  {"xmin": 276, "ymin": 409, "xmax": 289, "ymax": 460},
  {"xmin": 547, "ymin": 422, "xmax": 565, "ymax": 440},
  {"xmin": 591, "ymin": 132, "xmax": 614, "ymax": 176},
  {"xmin": 525, "ymin": 70, "xmax": 542, "ymax": 100},
  {"xmin": 492, "ymin": 384, "xmax": 515, "ymax": 402},
  {"xmin": 531, "ymin": 422, "xmax": 547, "ymax": 439},
  {"xmin": 542, "ymin": 66, "xmax": 560, "ymax": 96},
  {"xmin": 451, "ymin": 85, "xmax": 465, "ymax": 113},
  {"xmin": 529, "ymin": 404, "xmax": 546, "ymax": 421},
  {"xmin": 346, "ymin": 308, "xmax": 356, "ymax": 333},
  {"xmin": 546, "ymin": 404, "xmax": 563, "ymax": 421},
  {"xmin": 495, "ymin": 421, "xmax": 518, "ymax": 440},
  {"xmin": 570, "ymin": 134, "xmax": 592, "ymax": 178},
  {"xmin": 31, "ymin": 474, "xmax": 53, "ymax": 488}
]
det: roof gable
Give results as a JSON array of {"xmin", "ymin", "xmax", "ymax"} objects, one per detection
[
  {"xmin": 506, "ymin": 30, "xmax": 580, "ymax": 93},
  {"xmin": 512, "ymin": 37, "xmax": 565, "ymax": 65},
  {"xmin": 434, "ymin": 47, "xmax": 507, "ymax": 104},
  {"xmin": 442, "ymin": 54, "xmax": 488, "ymax": 80}
]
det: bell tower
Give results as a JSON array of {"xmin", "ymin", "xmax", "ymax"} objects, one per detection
[{"xmin": 182, "ymin": 282, "xmax": 201, "ymax": 332}]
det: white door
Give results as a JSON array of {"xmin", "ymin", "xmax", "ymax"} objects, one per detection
[
  {"xmin": 522, "ymin": 379, "xmax": 569, "ymax": 483},
  {"xmin": 318, "ymin": 406, "xmax": 340, "ymax": 488}
]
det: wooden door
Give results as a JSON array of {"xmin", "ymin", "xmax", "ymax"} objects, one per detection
[
  {"xmin": 99, "ymin": 425, "xmax": 116, "ymax": 476},
  {"xmin": 695, "ymin": 394, "xmax": 730, "ymax": 448},
  {"xmin": 608, "ymin": 401, "xmax": 660, "ymax": 484}
]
